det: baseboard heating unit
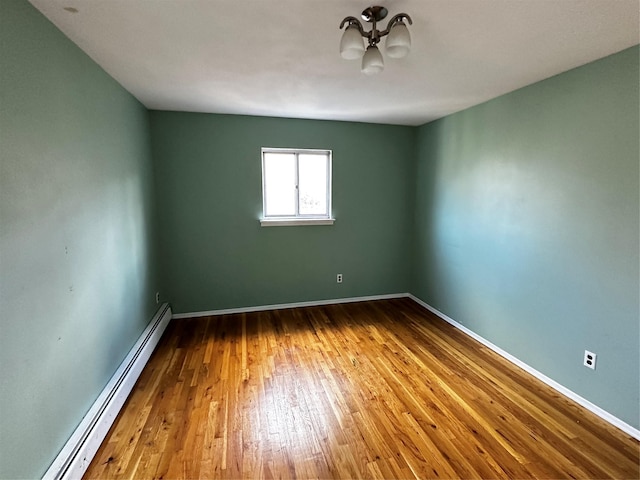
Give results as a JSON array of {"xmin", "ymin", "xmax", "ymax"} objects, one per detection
[{"xmin": 43, "ymin": 303, "xmax": 172, "ymax": 480}]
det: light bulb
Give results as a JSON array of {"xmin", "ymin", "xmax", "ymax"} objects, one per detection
[
  {"xmin": 361, "ymin": 45, "xmax": 384, "ymax": 75},
  {"xmin": 340, "ymin": 25, "xmax": 365, "ymax": 60},
  {"xmin": 386, "ymin": 22, "xmax": 411, "ymax": 58}
]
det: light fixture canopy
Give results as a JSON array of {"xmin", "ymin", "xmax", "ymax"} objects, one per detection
[{"xmin": 339, "ymin": 6, "xmax": 413, "ymax": 74}]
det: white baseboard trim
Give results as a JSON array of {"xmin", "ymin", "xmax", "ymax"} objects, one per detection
[
  {"xmin": 171, "ymin": 293, "xmax": 409, "ymax": 319},
  {"xmin": 43, "ymin": 303, "xmax": 173, "ymax": 480},
  {"xmin": 407, "ymin": 294, "xmax": 640, "ymax": 441}
]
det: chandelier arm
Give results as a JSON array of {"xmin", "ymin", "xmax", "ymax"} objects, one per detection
[
  {"xmin": 340, "ymin": 16, "xmax": 378, "ymax": 46},
  {"xmin": 339, "ymin": 16, "xmax": 366, "ymax": 36},
  {"xmin": 378, "ymin": 13, "xmax": 413, "ymax": 38}
]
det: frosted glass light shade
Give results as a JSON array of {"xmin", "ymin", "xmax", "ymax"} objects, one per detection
[
  {"xmin": 340, "ymin": 25, "xmax": 365, "ymax": 60},
  {"xmin": 361, "ymin": 45, "xmax": 384, "ymax": 75},
  {"xmin": 386, "ymin": 22, "xmax": 411, "ymax": 58}
]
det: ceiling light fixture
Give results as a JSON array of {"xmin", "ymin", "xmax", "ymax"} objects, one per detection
[{"xmin": 339, "ymin": 6, "xmax": 413, "ymax": 75}]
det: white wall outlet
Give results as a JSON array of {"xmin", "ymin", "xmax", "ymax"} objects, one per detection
[
  {"xmin": 583, "ymin": 350, "xmax": 597, "ymax": 370},
  {"xmin": 336, "ymin": 274, "xmax": 343, "ymax": 283},
  {"xmin": 155, "ymin": 292, "xmax": 160, "ymax": 304}
]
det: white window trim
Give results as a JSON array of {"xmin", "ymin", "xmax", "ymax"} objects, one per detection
[
  {"xmin": 260, "ymin": 218, "xmax": 335, "ymax": 227},
  {"xmin": 260, "ymin": 147, "xmax": 334, "ymax": 227}
]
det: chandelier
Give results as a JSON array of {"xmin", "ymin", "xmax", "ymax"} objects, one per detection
[{"xmin": 339, "ymin": 6, "xmax": 413, "ymax": 75}]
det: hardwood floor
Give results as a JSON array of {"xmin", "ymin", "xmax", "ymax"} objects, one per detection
[{"xmin": 84, "ymin": 298, "xmax": 639, "ymax": 479}]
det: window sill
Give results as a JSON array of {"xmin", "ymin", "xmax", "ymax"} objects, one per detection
[{"xmin": 260, "ymin": 218, "xmax": 335, "ymax": 227}]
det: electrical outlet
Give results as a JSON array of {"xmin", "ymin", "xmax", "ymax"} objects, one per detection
[
  {"xmin": 583, "ymin": 350, "xmax": 596, "ymax": 370},
  {"xmin": 155, "ymin": 292, "xmax": 160, "ymax": 304},
  {"xmin": 336, "ymin": 273, "xmax": 343, "ymax": 284}
]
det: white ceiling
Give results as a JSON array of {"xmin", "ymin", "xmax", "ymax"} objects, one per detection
[{"xmin": 29, "ymin": 0, "xmax": 639, "ymax": 126}]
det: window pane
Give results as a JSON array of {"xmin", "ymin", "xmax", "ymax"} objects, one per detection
[
  {"xmin": 298, "ymin": 154, "xmax": 328, "ymax": 215},
  {"xmin": 264, "ymin": 153, "xmax": 296, "ymax": 216}
]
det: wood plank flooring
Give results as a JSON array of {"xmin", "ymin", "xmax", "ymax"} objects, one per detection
[{"xmin": 84, "ymin": 298, "xmax": 639, "ymax": 479}]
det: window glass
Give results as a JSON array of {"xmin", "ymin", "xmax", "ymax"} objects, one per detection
[
  {"xmin": 298, "ymin": 154, "xmax": 328, "ymax": 216},
  {"xmin": 263, "ymin": 152, "xmax": 296, "ymax": 216}
]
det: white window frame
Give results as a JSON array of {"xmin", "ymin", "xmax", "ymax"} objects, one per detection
[{"xmin": 260, "ymin": 147, "xmax": 334, "ymax": 227}]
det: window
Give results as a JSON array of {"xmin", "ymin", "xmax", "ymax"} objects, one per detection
[{"xmin": 261, "ymin": 148, "xmax": 334, "ymax": 226}]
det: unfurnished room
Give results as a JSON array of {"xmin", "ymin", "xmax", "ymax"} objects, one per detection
[{"xmin": 1, "ymin": 0, "xmax": 639, "ymax": 479}]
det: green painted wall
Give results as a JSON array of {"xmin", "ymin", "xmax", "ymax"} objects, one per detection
[
  {"xmin": 413, "ymin": 46, "xmax": 639, "ymax": 429},
  {"xmin": 150, "ymin": 112, "xmax": 415, "ymax": 313},
  {"xmin": 1, "ymin": 1, "xmax": 637, "ymax": 475},
  {"xmin": 0, "ymin": 1, "xmax": 159, "ymax": 478}
]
